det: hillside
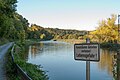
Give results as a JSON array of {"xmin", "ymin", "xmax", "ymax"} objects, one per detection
[{"xmin": 27, "ymin": 24, "xmax": 88, "ymax": 40}]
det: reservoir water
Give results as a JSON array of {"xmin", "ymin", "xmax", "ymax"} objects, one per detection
[{"xmin": 27, "ymin": 41, "xmax": 114, "ymax": 80}]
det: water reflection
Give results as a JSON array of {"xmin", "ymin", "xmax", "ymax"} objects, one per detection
[
  {"xmin": 28, "ymin": 41, "xmax": 73, "ymax": 59},
  {"xmin": 27, "ymin": 41, "xmax": 114, "ymax": 80},
  {"xmin": 98, "ymin": 49, "xmax": 115, "ymax": 75}
]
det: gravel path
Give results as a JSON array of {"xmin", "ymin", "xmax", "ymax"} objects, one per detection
[{"xmin": 0, "ymin": 42, "xmax": 13, "ymax": 80}]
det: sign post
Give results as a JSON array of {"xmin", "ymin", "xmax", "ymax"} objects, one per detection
[
  {"xmin": 86, "ymin": 38, "xmax": 90, "ymax": 80},
  {"xmin": 86, "ymin": 61, "xmax": 90, "ymax": 80},
  {"xmin": 74, "ymin": 38, "xmax": 100, "ymax": 80}
]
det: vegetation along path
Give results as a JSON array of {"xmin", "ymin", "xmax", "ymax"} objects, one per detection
[{"xmin": 0, "ymin": 42, "xmax": 13, "ymax": 80}]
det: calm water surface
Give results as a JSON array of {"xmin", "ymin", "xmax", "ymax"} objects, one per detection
[{"xmin": 27, "ymin": 41, "xmax": 114, "ymax": 80}]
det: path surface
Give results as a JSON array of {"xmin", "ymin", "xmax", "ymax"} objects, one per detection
[{"xmin": 0, "ymin": 42, "xmax": 13, "ymax": 80}]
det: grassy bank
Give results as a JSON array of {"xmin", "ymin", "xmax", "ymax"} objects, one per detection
[
  {"xmin": 6, "ymin": 41, "xmax": 48, "ymax": 80},
  {"xmin": 5, "ymin": 48, "xmax": 20, "ymax": 80},
  {"xmin": 14, "ymin": 44, "xmax": 48, "ymax": 80}
]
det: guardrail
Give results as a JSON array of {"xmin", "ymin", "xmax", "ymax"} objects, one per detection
[{"xmin": 10, "ymin": 44, "xmax": 32, "ymax": 80}]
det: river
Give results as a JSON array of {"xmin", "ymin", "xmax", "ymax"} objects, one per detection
[{"xmin": 26, "ymin": 41, "xmax": 115, "ymax": 80}]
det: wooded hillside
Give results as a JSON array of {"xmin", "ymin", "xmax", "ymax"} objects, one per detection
[{"xmin": 27, "ymin": 24, "xmax": 88, "ymax": 40}]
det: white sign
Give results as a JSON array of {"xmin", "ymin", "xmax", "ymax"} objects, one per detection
[{"xmin": 74, "ymin": 43, "xmax": 100, "ymax": 61}]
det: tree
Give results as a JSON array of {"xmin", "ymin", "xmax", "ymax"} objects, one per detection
[
  {"xmin": 40, "ymin": 34, "xmax": 46, "ymax": 40},
  {"xmin": 90, "ymin": 14, "xmax": 118, "ymax": 43},
  {"xmin": 0, "ymin": 0, "xmax": 17, "ymax": 39},
  {"xmin": 18, "ymin": 30, "xmax": 26, "ymax": 44},
  {"xmin": 0, "ymin": 0, "xmax": 30, "ymax": 45}
]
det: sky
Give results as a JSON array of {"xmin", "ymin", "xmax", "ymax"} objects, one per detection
[{"xmin": 17, "ymin": 0, "xmax": 120, "ymax": 30}]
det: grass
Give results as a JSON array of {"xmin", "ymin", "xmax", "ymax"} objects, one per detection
[
  {"xmin": 16, "ymin": 60, "xmax": 48, "ymax": 80},
  {"xmin": 0, "ymin": 38, "xmax": 9, "ymax": 45},
  {"xmin": 5, "ymin": 48, "xmax": 20, "ymax": 80},
  {"xmin": 6, "ymin": 40, "xmax": 48, "ymax": 80},
  {"xmin": 14, "ymin": 41, "xmax": 48, "ymax": 80}
]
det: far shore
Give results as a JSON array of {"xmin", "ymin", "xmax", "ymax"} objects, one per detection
[{"xmin": 56, "ymin": 39, "xmax": 86, "ymax": 44}]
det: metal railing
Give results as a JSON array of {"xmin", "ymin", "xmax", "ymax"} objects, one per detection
[{"xmin": 10, "ymin": 44, "xmax": 32, "ymax": 80}]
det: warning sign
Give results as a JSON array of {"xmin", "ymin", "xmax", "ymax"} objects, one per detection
[{"xmin": 74, "ymin": 43, "xmax": 100, "ymax": 61}]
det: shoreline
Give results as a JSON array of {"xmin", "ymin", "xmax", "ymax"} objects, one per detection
[{"xmin": 56, "ymin": 39, "xmax": 85, "ymax": 44}]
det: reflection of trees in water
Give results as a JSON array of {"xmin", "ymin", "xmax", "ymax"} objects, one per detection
[
  {"xmin": 30, "ymin": 43, "xmax": 44, "ymax": 58},
  {"xmin": 29, "ymin": 42, "xmax": 73, "ymax": 58},
  {"xmin": 98, "ymin": 49, "xmax": 115, "ymax": 75},
  {"xmin": 43, "ymin": 42, "xmax": 73, "ymax": 55}
]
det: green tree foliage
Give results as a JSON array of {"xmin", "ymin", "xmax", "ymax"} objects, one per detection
[
  {"xmin": 27, "ymin": 24, "xmax": 53, "ymax": 40},
  {"xmin": 27, "ymin": 24, "xmax": 87, "ymax": 40},
  {"xmin": 0, "ymin": 0, "xmax": 29, "ymax": 43},
  {"xmin": 0, "ymin": 0, "xmax": 17, "ymax": 17},
  {"xmin": 40, "ymin": 34, "xmax": 46, "ymax": 40},
  {"xmin": 90, "ymin": 14, "xmax": 118, "ymax": 43},
  {"xmin": 46, "ymin": 28, "xmax": 87, "ymax": 39},
  {"xmin": 18, "ymin": 30, "xmax": 26, "ymax": 44},
  {"xmin": 13, "ymin": 13, "xmax": 29, "ymax": 39},
  {"xmin": 0, "ymin": 0, "xmax": 17, "ymax": 38},
  {"xmin": 0, "ymin": 0, "xmax": 87, "ymax": 42}
]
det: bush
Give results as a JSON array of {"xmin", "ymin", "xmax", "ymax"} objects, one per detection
[
  {"xmin": 6, "ymin": 42, "xmax": 48, "ymax": 80},
  {"xmin": 13, "ymin": 43, "xmax": 48, "ymax": 80},
  {"xmin": 0, "ymin": 38, "xmax": 9, "ymax": 45},
  {"xmin": 100, "ymin": 42, "xmax": 120, "ymax": 50},
  {"xmin": 5, "ymin": 49, "xmax": 20, "ymax": 80}
]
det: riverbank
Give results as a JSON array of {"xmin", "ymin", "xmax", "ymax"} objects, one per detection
[
  {"xmin": 57, "ymin": 39, "xmax": 120, "ymax": 50},
  {"xmin": 57, "ymin": 39, "xmax": 85, "ymax": 44},
  {"xmin": 4, "ymin": 39, "xmax": 120, "ymax": 79},
  {"xmin": 5, "ymin": 41, "xmax": 48, "ymax": 80},
  {"xmin": 100, "ymin": 42, "xmax": 120, "ymax": 50}
]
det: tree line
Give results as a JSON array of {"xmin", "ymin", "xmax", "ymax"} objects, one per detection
[
  {"xmin": 0, "ymin": 0, "xmax": 118, "ymax": 44},
  {"xmin": 27, "ymin": 24, "xmax": 88, "ymax": 40},
  {"xmin": 0, "ymin": 0, "xmax": 29, "ymax": 44},
  {"xmin": 0, "ymin": 0, "xmax": 88, "ymax": 44}
]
